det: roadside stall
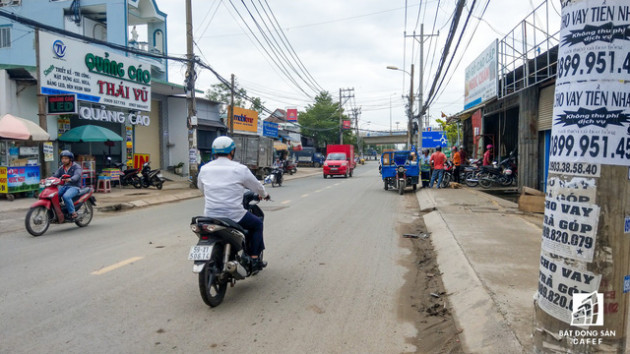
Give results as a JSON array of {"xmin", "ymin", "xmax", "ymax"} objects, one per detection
[
  {"xmin": 58, "ymin": 125, "xmax": 123, "ymax": 188},
  {"xmin": 0, "ymin": 114, "xmax": 50, "ymax": 201}
]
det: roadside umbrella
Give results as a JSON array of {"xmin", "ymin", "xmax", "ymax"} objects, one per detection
[
  {"xmin": 0, "ymin": 114, "xmax": 50, "ymax": 141},
  {"xmin": 58, "ymin": 124, "xmax": 123, "ymax": 156},
  {"xmin": 58, "ymin": 125, "xmax": 123, "ymax": 143}
]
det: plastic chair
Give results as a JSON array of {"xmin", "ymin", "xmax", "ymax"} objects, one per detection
[{"xmin": 96, "ymin": 176, "xmax": 111, "ymax": 193}]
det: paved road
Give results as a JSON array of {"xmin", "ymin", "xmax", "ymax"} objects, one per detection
[{"xmin": 0, "ymin": 163, "xmax": 418, "ymax": 353}]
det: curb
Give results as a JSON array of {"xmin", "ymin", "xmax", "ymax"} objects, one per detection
[
  {"xmin": 416, "ymin": 189, "xmax": 523, "ymax": 353},
  {"xmin": 97, "ymin": 190, "xmax": 202, "ymax": 213}
]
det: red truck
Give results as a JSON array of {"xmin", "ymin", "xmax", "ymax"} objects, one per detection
[{"xmin": 323, "ymin": 144, "xmax": 355, "ymax": 178}]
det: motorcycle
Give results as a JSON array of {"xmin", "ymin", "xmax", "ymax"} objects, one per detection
[
  {"xmin": 140, "ymin": 161, "xmax": 165, "ymax": 189},
  {"xmin": 440, "ymin": 161, "xmax": 455, "ymax": 188},
  {"xmin": 478, "ymin": 154, "xmax": 518, "ymax": 188},
  {"xmin": 25, "ymin": 175, "xmax": 96, "ymax": 236},
  {"xmin": 463, "ymin": 159, "xmax": 483, "ymax": 187},
  {"xmin": 264, "ymin": 167, "xmax": 283, "ymax": 187},
  {"xmin": 283, "ymin": 160, "xmax": 297, "ymax": 175},
  {"xmin": 115, "ymin": 162, "xmax": 142, "ymax": 189},
  {"xmin": 188, "ymin": 191, "xmax": 267, "ymax": 307}
]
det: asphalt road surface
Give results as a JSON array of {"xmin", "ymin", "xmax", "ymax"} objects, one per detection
[{"xmin": 0, "ymin": 163, "xmax": 420, "ymax": 353}]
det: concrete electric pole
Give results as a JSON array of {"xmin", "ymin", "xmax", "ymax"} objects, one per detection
[
  {"xmin": 185, "ymin": 0, "xmax": 198, "ymax": 183},
  {"xmin": 338, "ymin": 88, "xmax": 354, "ymax": 144},
  {"xmin": 533, "ymin": 0, "xmax": 630, "ymax": 352},
  {"xmin": 229, "ymin": 74, "xmax": 235, "ymax": 136}
]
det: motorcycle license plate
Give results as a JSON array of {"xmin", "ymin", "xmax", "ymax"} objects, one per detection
[{"xmin": 188, "ymin": 245, "xmax": 213, "ymax": 261}]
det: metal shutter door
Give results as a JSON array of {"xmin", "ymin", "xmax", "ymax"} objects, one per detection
[{"xmin": 538, "ymin": 85, "xmax": 554, "ymax": 131}]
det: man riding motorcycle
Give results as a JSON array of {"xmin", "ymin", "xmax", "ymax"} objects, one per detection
[
  {"xmin": 197, "ymin": 136, "xmax": 270, "ymax": 274},
  {"xmin": 52, "ymin": 150, "xmax": 83, "ymax": 219}
]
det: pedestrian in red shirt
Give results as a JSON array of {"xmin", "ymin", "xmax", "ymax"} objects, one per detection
[
  {"xmin": 429, "ymin": 146, "xmax": 447, "ymax": 188},
  {"xmin": 483, "ymin": 144, "xmax": 494, "ymax": 166}
]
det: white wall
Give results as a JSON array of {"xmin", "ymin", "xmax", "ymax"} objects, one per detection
[{"xmin": 166, "ymin": 97, "xmax": 188, "ymax": 172}]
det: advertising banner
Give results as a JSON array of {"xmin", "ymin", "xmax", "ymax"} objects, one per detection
[
  {"xmin": 263, "ymin": 121, "xmax": 278, "ymax": 138},
  {"xmin": 464, "ymin": 40, "xmax": 498, "ymax": 110},
  {"xmin": 286, "ymin": 108, "xmax": 298, "ymax": 122},
  {"xmin": 342, "ymin": 120, "xmax": 351, "ymax": 129},
  {"xmin": 549, "ymin": 0, "xmax": 630, "ymax": 166},
  {"xmin": 47, "ymin": 94, "xmax": 77, "ymax": 115},
  {"xmin": 230, "ymin": 106, "xmax": 258, "ymax": 133},
  {"xmin": 38, "ymin": 31, "xmax": 151, "ymax": 111},
  {"xmin": 5, "ymin": 166, "xmax": 40, "ymax": 193}
]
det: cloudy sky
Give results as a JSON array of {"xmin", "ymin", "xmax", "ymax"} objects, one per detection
[{"xmin": 153, "ymin": 0, "xmax": 562, "ymax": 132}]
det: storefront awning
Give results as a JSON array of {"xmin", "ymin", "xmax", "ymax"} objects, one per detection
[
  {"xmin": 274, "ymin": 141, "xmax": 288, "ymax": 151},
  {"xmin": 198, "ymin": 119, "xmax": 227, "ymax": 130}
]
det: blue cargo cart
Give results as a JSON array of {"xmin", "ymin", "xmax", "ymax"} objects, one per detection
[{"xmin": 380, "ymin": 148, "xmax": 419, "ymax": 195}]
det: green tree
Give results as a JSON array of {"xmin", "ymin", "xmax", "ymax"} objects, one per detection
[
  {"xmin": 298, "ymin": 91, "xmax": 355, "ymax": 149},
  {"xmin": 205, "ymin": 80, "xmax": 265, "ymax": 115},
  {"xmin": 435, "ymin": 118, "xmax": 459, "ymax": 146}
]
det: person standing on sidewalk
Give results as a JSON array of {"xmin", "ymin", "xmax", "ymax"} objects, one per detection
[
  {"xmin": 420, "ymin": 149, "xmax": 431, "ymax": 188},
  {"xmin": 483, "ymin": 144, "xmax": 494, "ymax": 166},
  {"xmin": 452, "ymin": 146, "xmax": 462, "ymax": 184},
  {"xmin": 429, "ymin": 147, "xmax": 446, "ymax": 188}
]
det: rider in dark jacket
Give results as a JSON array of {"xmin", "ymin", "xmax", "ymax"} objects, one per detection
[{"xmin": 52, "ymin": 150, "xmax": 82, "ymax": 218}]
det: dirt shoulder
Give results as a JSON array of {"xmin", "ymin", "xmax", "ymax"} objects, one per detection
[{"xmin": 397, "ymin": 193, "xmax": 463, "ymax": 353}]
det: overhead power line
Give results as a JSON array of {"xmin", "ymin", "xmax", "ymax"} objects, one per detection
[{"xmin": 421, "ymin": 0, "xmax": 466, "ymax": 115}]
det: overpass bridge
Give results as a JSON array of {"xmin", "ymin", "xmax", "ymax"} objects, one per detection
[{"xmin": 361, "ymin": 131, "xmax": 408, "ymax": 145}]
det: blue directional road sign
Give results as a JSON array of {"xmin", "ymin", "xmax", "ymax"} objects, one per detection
[{"xmin": 422, "ymin": 131, "xmax": 448, "ymax": 148}]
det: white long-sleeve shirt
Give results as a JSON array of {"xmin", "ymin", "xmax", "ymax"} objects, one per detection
[{"xmin": 197, "ymin": 157, "xmax": 267, "ymax": 221}]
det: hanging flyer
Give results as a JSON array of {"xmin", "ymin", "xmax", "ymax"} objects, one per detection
[
  {"xmin": 546, "ymin": 176, "xmax": 598, "ymax": 205},
  {"xmin": 549, "ymin": 0, "xmax": 630, "ymax": 166},
  {"xmin": 538, "ymin": 253, "xmax": 602, "ymax": 325},
  {"xmin": 541, "ymin": 198, "xmax": 600, "ymax": 262}
]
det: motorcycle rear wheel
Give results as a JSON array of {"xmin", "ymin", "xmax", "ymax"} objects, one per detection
[
  {"xmin": 25, "ymin": 206, "xmax": 50, "ymax": 236},
  {"xmin": 199, "ymin": 246, "xmax": 228, "ymax": 307},
  {"xmin": 155, "ymin": 181, "xmax": 163, "ymax": 190},
  {"xmin": 441, "ymin": 173, "xmax": 451, "ymax": 188},
  {"xmin": 478, "ymin": 173, "xmax": 493, "ymax": 188},
  {"xmin": 75, "ymin": 203, "xmax": 93, "ymax": 227}
]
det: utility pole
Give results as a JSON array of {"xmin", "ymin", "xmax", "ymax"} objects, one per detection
[
  {"xmin": 185, "ymin": 0, "xmax": 198, "ymax": 183},
  {"xmin": 533, "ymin": 1, "xmax": 630, "ymax": 352},
  {"xmin": 338, "ymin": 88, "xmax": 354, "ymax": 144},
  {"xmin": 352, "ymin": 107, "xmax": 361, "ymax": 154},
  {"xmin": 407, "ymin": 64, "xmax": 414, "ymax": 149},
  {"xmin": 406, "ymin": 25, "xmax": 438, "ymax": 151},
  {"xmin": 35, "ymin": 29, "xmax": 49, "ymax": 177},
  {"xmin": 229, "ymin": 74, "xmax": 235, "ymax": 136}
]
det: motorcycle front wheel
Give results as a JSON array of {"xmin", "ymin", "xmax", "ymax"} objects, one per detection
[
  {"xmin": 132, "ymin": 176, "xmax": 142, "ymax": 189},
  {"xmin": 441, "ymin": 173, "xmax": 451, "ymax": 188},
  {"xmin": 465, "ymin": 172, "xmax": 479, "ymax": 187},
  {"xmin": 25, "ymin": 206, "xmax": 50, "ymax": 236},
  {"xmin": 199, "ymin": 246, "xmax": 228, "ymax": 307},
  {"xmin": 75, "ymin": 203, "xmax": 93, "ymax": 227}
]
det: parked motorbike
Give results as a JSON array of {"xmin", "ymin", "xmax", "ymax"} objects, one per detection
[
  {"xmin": 25, "ymin": 175, "xmax": 96, "ymax": 236},
  {"xmin": 478, "ymin": 153, "xmax": 518, "ymax": 188},
  {"xmin": 463, "ymin": 159, "xmax": 483, "ymax": 187},
  {"xmin": 264, "ymin": 167, "xmax": 283, "ymax": 187},
  {"xmin": 115, "ymin": 162, "xmax": 142, "ymax": 189},
  {"xmin": 188, "ymin": 191, "xmax": 268, "ymax": 307},
  {"xmin": 440, "ymin": 161, "xmax": 455, "ymax": 188},
  {"xmin": 140, "ymin": 161, "xmax": 165, "ymax": 189},
  {"xmin": 283, "ymin": 160, "xmax": 297, "ymax": 175}
]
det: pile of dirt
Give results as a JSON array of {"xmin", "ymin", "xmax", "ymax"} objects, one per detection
[{"xmin": 397, "ymin": 193, "xmax": 463, "ymax": 354}]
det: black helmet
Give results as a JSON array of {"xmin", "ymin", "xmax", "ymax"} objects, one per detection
[
  {"xmin": 60, "ymin": 150, "xmax": 74, "ymax": 160},
  {"xmin": 436, "ymin": 146, "xmax": 442, "ymax": 151}
]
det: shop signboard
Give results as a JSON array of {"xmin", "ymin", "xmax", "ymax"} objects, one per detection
[
  {"xmin": 133, "ymin": 153, "xmax": 149, "ymax": 170},
  {"xmin": 464, "ymin": 40, "xmax": 498, "ymax": 110},
  {"xmin": 263, "ymin": 121, "xmax": 278, "ymax": 138},
  {"xmin": 0, "ymin": 166, "xmax": 7, "ymax": 193},
  {"xmin": 342, "ymin": 120, "xmax": 351, "ymax": 129},
  {"xmin": 57, "ymin": 117, "xmax": 71, "ymax": 138},
  {"xmin": 78, "ymin": 106, "xmax": 150, "ymax": 126},
  {"xmin": 286, "ymin": 108, "xmax": 298, "ymax": 122},
  {"xmin": 38, "ymin": 31, "xmax": 151, "ymax": 111},
  {"xmin": 47, "ymin": 94, "xmax": 77, "ymax": 115},
  {"xmin": 230, "ymin": 106, "xmax": 258, "ymax": 133},
  {"xmin": 5, "ymin": 166, "xmax": 40, "ymax": 193},
  {"xmin": 43, "ymin": 142, "xmax": 54, "ymax": 162}
]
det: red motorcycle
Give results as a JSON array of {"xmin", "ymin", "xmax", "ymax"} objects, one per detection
[{"xmin": 25, "ymin": 175, "xmax": 96, "ymax": 236}]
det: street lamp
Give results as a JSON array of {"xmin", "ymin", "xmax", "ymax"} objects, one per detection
[{"xmin": 386, "ymin": 64, "xmax": 415, "ymax": 149}]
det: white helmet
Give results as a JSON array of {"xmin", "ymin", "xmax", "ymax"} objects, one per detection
[{"xmin": 212, "ymin": 136, "xmax": 236, "ymax": 155}]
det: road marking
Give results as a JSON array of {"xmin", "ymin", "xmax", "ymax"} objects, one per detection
[
  {"xmin": 301, "ymin": 194, "xmax": 309, "ymax": 198},
  {"xmin": 91, "ymin": 256, "xmax": 144, "ymax": 275},
  {"xmin": 333, "ymin": 183, "xmax": 340, "ymax": 186},
  {"xmin": 325, "ymin": 186, "xmax": 332, "ymax": 189},
  {"xmin": 281, "ymin": 200, "xmax": 291, "ymax": 205},
  {"xmin": 315, "ymin": 189, "xmax": 323, "ymax": 193}
]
